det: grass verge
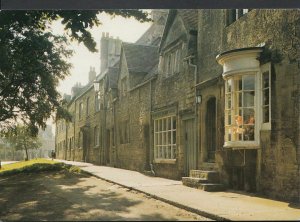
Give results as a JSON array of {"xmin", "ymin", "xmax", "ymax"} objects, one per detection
[{"xmin": 0, "ymin": 158, "xmax": 81, "ymax": 176}]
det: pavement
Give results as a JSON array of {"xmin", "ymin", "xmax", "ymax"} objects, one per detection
[{"xmin": 56, "ymin": 159, "xmax": 300, "ymax": 221}]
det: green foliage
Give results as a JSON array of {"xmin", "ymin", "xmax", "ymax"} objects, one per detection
[
  {"xmin": 0, "ymin": 10, "xmax": 150, "ymax": 133},
  {"xmin": 68, "ymin": 165, "xmax": 82, "ymax": 174},
  {"xmin": 0, "ymin": 159, "xmax": 83, "ymax": 177},
  {"xmin": 0, "ymin": 124, "xmax": 42, "ymax": 160},
  {"xmin": 0, "ymin": 162, "xmax": 66, "ymax": 176}
]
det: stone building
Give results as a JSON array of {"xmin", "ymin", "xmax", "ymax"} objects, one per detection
[
  {"xmin": 55, "ymin": 9, "xmax": 300, "ymax": 202},
  {"xmin": 192, "ymin": 9, "xmax": 300, "ymax": 201}
]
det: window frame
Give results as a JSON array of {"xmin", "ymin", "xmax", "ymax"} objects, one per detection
[
  {"xmin": 163, "ymin": 43, "xmax": 182, "ymax": 78},
  {"xmin": 260, "ymin": 63, "xmax": 271, "ymax": 130},
  {"xmin": 94, "ymin": 126, "xmax": 100, "ymax": 147},
  {"xmin": 86, "ymin": 97, "xmax": 90, "ymax": 117},
  {"xmin": 79, "ymin": 102, "xmax": 83, "ymax": 120},
  {"xmin": 224, "ymin": 72, "xmax": 258, "ymax": 147},
  {"xmin": 226, "ymin": 9, "xmax": 251, "ymax": 26},
  {"xmin": 153, "ymin": 115, "xmax": 177, "ymax": 161}
]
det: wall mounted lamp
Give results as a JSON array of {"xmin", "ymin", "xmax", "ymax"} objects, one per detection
[{"xmin": 196, "ymin": 89, "xmax": 202, "ymax": 104}]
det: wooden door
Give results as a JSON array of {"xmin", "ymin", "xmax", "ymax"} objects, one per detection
[
  {"xmin": 184, "ymin": 118, "xmax": 197, "ymax": 176},
  {"xmin": 206, "ymin": 97, "xmax": 216, "ymax": 162}
]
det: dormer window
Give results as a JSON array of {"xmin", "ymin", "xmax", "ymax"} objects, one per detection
[
  {"xmin": 226, "ymin": 9, "xmax": 251, "ymax": 26},
  {"xmin": 163, "ymin": 44, "xmax": 181, "ymax": 77}
]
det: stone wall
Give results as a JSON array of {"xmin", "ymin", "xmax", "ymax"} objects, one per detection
[{"xmin": 198, "ymin": 9, "xmax": 300, "ymax": 201}]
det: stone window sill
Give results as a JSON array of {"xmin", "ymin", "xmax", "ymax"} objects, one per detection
[{"xmin": 153, "ymin": 159, "xmax": 176, "ymax": 164}]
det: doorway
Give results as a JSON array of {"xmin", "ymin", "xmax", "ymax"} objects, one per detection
[
  {"xmin": 106, "ymin": 129, "xmax": 111, "ymax": 165},
  {"xmin": 183, "ymin": 118, "xmax": 196, "ymax": 176},
  {"xmin": 206, "ymin": 97, "xmax": 216, "ymax": 162}
]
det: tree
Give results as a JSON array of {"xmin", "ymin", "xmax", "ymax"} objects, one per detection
[
  {"xmin": 0, "ymin": 10, "xmax": 151, "ymax": 135},
  {"xmin": 1, "ymin": 125, "xmax": 42, "ymax": 161}
]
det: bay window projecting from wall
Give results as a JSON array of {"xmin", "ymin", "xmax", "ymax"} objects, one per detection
[
  {"xmin": 225, "ymin": 74, "xmax": 256, "ymax": 142},
  {"xmin": 217, "ymin": 47, "xmax": 271, "ymax": 148},
  {"xmin": 154, "ymin": 116, "xmax": 176, "ymax": 160},
  {"xmin": 163, "ymin": 44, "xmax": 182, "ymax": 77}
]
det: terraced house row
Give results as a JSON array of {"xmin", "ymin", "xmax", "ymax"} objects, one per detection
[{"xmin": 55, "ymin": 9, "xmax": 300, "ymax": 202}]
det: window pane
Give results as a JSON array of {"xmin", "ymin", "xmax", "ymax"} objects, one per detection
[
  {"xmin": 235, "ymin": 112, "xmax": 243, "ymax": 126},
  {"xmin": 244, "ymin": 91, "xmax": 255, "ymax": 107},
  {"xmin": 263, "ymin": 71, "xmax": 270, "ymax": 88},
  {"xmin": 243, "ymin": 108, "xmax": 255, "ymax": 125},
  {"xmin": 263, "ymin": 89, "xmax": 269, "ymax": 105},
  {"xmin": 168, "ymin": 131, "xmax": 171, "ymax": 144},
  {"xmin": 243, "ymin": 125, "xmax": 255, "ymax": 141},
  {"xmin": 263, "ymin": 106, "xmax": 269, "ymax": 123},
  {"xmin": 238, "ymin": 92, "xmax": 242, "ymax": 107},
  {"xmin": 238, "ymin": 78, "xmax": 243, "ymax": 91},
  {"xmin": 172, "ymin": 130, "xmax": 176, "ymax": 144},
  {"xmin": 226, "ymin": 94, "xmax": 231, "ymax": 108},
  {"xmin": 173, "ymin": 118, "xmax": 176, "ymax": 130},
  {"xmin": 243, "ymin": 75, "xmax": 255, "ymax": 90}
]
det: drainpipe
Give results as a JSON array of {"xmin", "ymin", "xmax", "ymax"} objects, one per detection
[
  {"xmin": 73, "ymin": 100, "xmax": 76, "ymax": 161},
  {"xmin": 297, "ymin": 63, "xmax": 300, "ymax": 202},
  {"xmin": 183, "ymin": 55, "xmax": 199, "ymax": 167},
  {"xmin": 149, "ymin": 78, "xmax": 155, "ymax": 176}
]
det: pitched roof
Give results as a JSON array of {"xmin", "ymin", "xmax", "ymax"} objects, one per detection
[
  {"xmin": 178, "ymin": 10, "xmax": 198, "ymax": 31},
  {"xmin": 159, "ymin": 9, "xmax": 198, "ymax": 52},
  {"xmin": 122, "ymin": 43, "xmax": 159, "ymax": 74}
]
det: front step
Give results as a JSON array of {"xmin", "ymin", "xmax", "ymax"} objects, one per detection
[
  {"xmin": 190, "ymin": 170, "xmax": 220, "ymax": 183},
  {"xmin": 182, "ymin": 169, "xmax": 225, "ymax": 192},
  {"xmin": 198, "ymin": 183, "xmax": 224, "ymax": 192}
]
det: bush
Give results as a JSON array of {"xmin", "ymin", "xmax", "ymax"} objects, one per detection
[
  {"xmin": 0, "ymin": 162, "xmax": 68, "ymax": 177},
  {"xmin": 68, "ymin": 165, "xmax": 82, "ymax": 174}
]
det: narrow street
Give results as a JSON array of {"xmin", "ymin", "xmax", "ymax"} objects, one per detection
[{"xmin": 0, "ymin": 171, "xmax": 211, "ymax": 221}]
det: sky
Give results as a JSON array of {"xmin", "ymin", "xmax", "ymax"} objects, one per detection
[{"xmin": 51, "ymin": 11, "xmax": 152, "ymax": 96}]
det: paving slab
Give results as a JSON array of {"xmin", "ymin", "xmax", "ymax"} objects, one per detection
[{"xmin": 57, "ymin": 159, "xmax": 300, "ymax": 221}]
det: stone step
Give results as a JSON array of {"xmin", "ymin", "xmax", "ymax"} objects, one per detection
[
  {"xmin": 198, "ymin": 183, "xmax": 225, "ymax": 192},
  {"xmin": 143, "ymin": 170, "xmax": 155, "ymax": 177},
  {"xmin": 198, "ymin": 162, "xmax": 218, "ymax": 171},
  {"xmin": 189, "ymin": 170, "xmax": 220, "ymax": 183},
  {"xmin": 182, "ymin": 177, "xmax": 210, "ymax": 188},
  {"xmin": 182, "ymin": 177, "xmax": 225, "ymax": 192}
]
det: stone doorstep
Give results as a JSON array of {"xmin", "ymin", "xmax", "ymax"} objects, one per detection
[
  {"xmin": 198, "ymin": 183, "xmax": 225, "ymax": 192},
  {"xmin": 143, "ymin": 170, "xmax": 155, "ymax": 177},
  {"xmin": 182, "ymin": 177, "xmax": 225, "ymax": 192},
  {"xmin": 190, "ymin": 170, "xmax": 220, "ymax": 183},
  {"xmin": 198, "ymin": 162, "xmax": 218, "ymax": 171},
  {"xmin": 182, "ymin": 177, "xmax": 210, "ymax": 187}
]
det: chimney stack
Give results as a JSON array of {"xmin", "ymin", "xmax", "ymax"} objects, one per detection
[{"xmin": 89, "ymin": 66, "xmax": 96, "ymax": 83}]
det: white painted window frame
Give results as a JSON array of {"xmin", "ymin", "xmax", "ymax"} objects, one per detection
[
  {"xmin": 260, "ymin": 63, "xmax": 271, "ymax": 130},
  {"xmin": 224, "ymin": 71, "xmax": 260, "ymax": 148},
  {"xmin": 153, "ymin": 115, "xmax": 177, "ymax": 161}
]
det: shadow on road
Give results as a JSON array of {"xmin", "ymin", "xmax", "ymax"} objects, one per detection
[{"xmin": 0, "ymin": 171, "xmax": 186, "ymax": 221}]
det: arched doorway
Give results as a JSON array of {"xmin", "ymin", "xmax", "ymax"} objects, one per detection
[{"xmin": 206, "ymin": 97, "xmax": 216, "ymax": 162}]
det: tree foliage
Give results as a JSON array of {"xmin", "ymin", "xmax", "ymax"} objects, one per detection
[
  {"xmin": 0, "ymin": 10, "xmax": 151, "ymax": 135},
  {"xmin": 1, "ymin": 124, "xmax": 42, "ymax": 161}
]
